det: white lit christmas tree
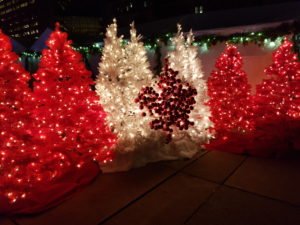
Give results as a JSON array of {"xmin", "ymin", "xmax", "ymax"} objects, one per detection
[
  {"xmin": 96, "ymin": 21, "xmax": 154, "ymax": 162},
  {"xmin": 168, "ymin": 24, "xmax": 212, "ymax": 144}
]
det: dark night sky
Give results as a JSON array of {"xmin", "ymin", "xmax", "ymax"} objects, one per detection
[
  {"xmin": 58, "ymin": 0, "xmax": 105, "ymax": 16},
  {"xmin": 62, "ymin": 0, "xmax": 300, "ymax": 18}
]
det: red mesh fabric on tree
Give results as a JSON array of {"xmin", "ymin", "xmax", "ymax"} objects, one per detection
[
  {"xmin": 136, "ymin": 59, "xmax": 197, "ymax": 143},
  {"xmin": 1, "ymin": 160, "xmax": 99, "ymax": 215},
  {"xmin": 206, "ymin": 44, "xmax": 254, "ymax": 154}
]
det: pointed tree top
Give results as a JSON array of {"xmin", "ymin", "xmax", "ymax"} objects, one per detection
[
  {"xmin": 129, "ymin": 21, "xmax": 142, "ymax": 42},
  {"xmin": 186, "ymin": 29, "xmax": 195, "ymax": 45},
  {"xmin": 176, "ymin": 24, "xmax": 185, "ymax": 40},
  {"xmin": 130, "ymin": 21, "xmax": 136, "ymax": 36},
  {"xmin": 225, "ymin": 43, "xmax": 238, "ymax": 54},
  {"xmin": 265, "ymin": 37, "xmax": 299, "ymax": 77},
  {"xmin": 172, "ymin": 24, "xmax": 184, "ymax": 45},
  {"xmin": 280, "ymin": 37, "xmax": 293, "ymax": 49},
  {"xmin": 130, "ymin": 21, "xmax": 135, "ymax": 28},
  {"xmin": 216, "ymin": 44, "xmax": 243, "ymax": 70},
  {"xmin": 110, "ymin": 18, "xmax": 118, "ymax": 30},
  {"xmin": 106, "ymin": 19, "xmax": 119, "ymax": 40},
  {"xmin": 55, "ymin": 22, "xmax": 61, "ymax": 31},
  {"xmin": 46, "ymin": 23, "xmax": 70, "ymax": 50},
  {"xmin": 177, "ymin": 24, "xmax": 182, "ymax": 33}
]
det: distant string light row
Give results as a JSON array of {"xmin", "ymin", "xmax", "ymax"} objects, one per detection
[{"xmin": 20, "ymin": 29, "xmax": 299, "ymax": 58}]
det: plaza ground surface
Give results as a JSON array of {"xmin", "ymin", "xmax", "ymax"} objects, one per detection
[{"xmin": 1, "ymin": 150, "xmax": 300, "ymax": 225}]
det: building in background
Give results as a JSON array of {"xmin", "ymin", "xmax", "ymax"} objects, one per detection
[
  {"xmin": 0, "ymin": 0, "xmax": 53, "ymax": 45},
  {"xmin": 58, "ymin": 16, "xmax": 103, "ymax": 44},
  {"xmin": 104, "ymin": 0, "xmax": 205, "ymax": 26},
  {"xmin": 1, "ymin": 0, "xmax": 299, "ymax": 46},
  {"xmin": 0, "ymin": 0, "xmax": 103, "ymax": 46},
  {"xmin": 104, "ymin": 0, "xmax": 300, "ymax": 28},
  {"xmin": 104, "ymin": 0, "xmax": 154, "ymax": 27}
]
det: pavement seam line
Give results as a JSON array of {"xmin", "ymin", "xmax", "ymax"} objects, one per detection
[
  {"xmin": 183, "ymin": 155, "xmax": 249, "ymax": 224},
  {"xmin": 224, "ymin": 184, "xmax": 300, "ymax": 208},
  {"xmin": 180, "ymin": 170, "xmax": 221, "ymax": 184},
  {"xmin": 183, "ymin": 184, "xmax": 222, "ymax": 224},
  {"xmin": 221, "ymin": 156, "xmax": 248, "ymax": 185},
  {"xmin": 164, "ymin": 150, "xmax": 209, "ymax": 171},
  {"xmin": 97, "ymin": 155, "xmax": 205, "ymax": 225}
]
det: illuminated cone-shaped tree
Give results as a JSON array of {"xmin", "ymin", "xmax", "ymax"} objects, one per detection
[
  {"xmin": 206, "ymin": 44, "xmax": 253, "ymax": 153},
  {"xmin": 255, "ymin": 39, "xmax": 300, "ymax": 152},
  {"xmin": 96, "ymin": 21, "xmax": 154, "ymax": 155},
  {"xmin": 32, "ymin": 23, "xmax": 116, "ymax": 164},
  {"xmin": 1, "ymin": 25, "xmax": 116, "ymax": 214},
  {"xmin": 256, "ymin": 39, "xmax": 300, "ymax": 119},
  {"xmin": 168, "ymin": 24, "xmax": 212, "ymax": 144},
  {"xmin": 137, "ymin": 59, "xmax": 198, "ymax": 146},
  {"xmin": 13, "ymin": 25, "xmax": 117, "ymax": 213},
  {"xmin": 0, "ymin": 30, "xmax": 36, "ymax": 211}
]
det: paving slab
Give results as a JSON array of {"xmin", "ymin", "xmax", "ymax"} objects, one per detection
[
  {"xmin": 103, "ymin": 173, "xmax": 218, "ymax": 225},
  {"xmin": 0, "ymin": 218, "xmax": 15, "ymax": 225},
  {"xmin": 187, "ymin": 186, "xmax": 300, "ymax": 225},
  {"xmin": 15, "ymin": 164, "xmax": 175, "ymax": 225},
  {"xmin": 226, "ymin": 156, "xmax": 300, "ymax": 205},
  {"xmin": 183, "ymin": 151, "xmax": 246, "ymax": 183},
  {"xmin": 162, "ymin": 150, "xmax": 207, "ymax": 171}
]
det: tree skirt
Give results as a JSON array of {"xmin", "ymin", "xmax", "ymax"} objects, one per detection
[
  {"xmin": 206, "ymin": 119, "xmax": 296, "ymax": 158},
  {"xmin": 100, "ymin": 136, "xmax": 200, "ymax": 173},
  {"xmin": 0, "ymin": 161, "xmax": 99, "ymax": 215}
]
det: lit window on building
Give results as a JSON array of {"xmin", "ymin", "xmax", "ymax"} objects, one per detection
[
  {"xmin": 195, "ymin": 5, "xmax": 204, "ymax": 14},
  {"xmin": 20, "ymin": 2, "xmax": 29, "ymax": 8}
]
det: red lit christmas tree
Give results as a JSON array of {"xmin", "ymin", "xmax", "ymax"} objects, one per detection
[
  {"xmin": 2, "ymin": 24, "xmax": 117, "ymax": 215},
  {"xmin": 206, "ymin": 44, "xmax": 254, "ymax": 153},
  {"xmin": 256, "ymin": 39, "xmax": 300, "ymax": 119},
  {"xmin": 1, "ymin": 24, "xmax": 117, "ymax": 215},
  {"xmin": 254, "ymin": 39, "xmax": 300, "ymax": 153},
  {"xmin": 31, "ymin": 23, "xmax": 116, "ymax": 164},
  {"xmin": 0, "ymin": 30, "xmax": 36, "ymax": 211},
  {"xmin": 136, "ymin": 58, "xmax": 197, "ymax": 143}
]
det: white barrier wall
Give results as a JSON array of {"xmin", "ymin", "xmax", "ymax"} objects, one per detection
[
  {"xmin": 200, "ymin": 43, "xmax": 274, "ymax": 93},
  {"xmin": 150, "ymin": 42, "xmax": 275, "ymax": 93}
]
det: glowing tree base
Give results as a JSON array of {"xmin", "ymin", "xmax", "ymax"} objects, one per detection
[
  {"xmin": 100, "ymin": 134, "xmax": 200, "ymax": 173},
  {"xmin": 1, "ymin": 160, "xmax": 99, "ymax": 215}
]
